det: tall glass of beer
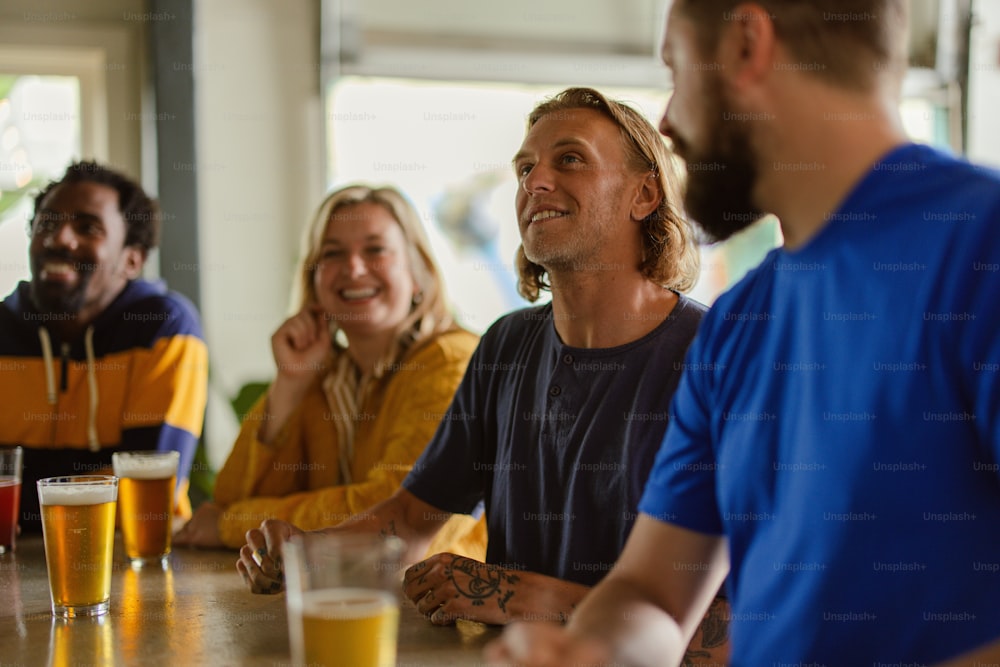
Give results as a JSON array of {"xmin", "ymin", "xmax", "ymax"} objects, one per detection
[
  {"xmin": 284, "ymin": 533, "xmax": 405, "ymax": 667},
  {"xmin": 0, "ymin": 446, "xmax": 22, "ymax": 553},
  {"xmin": 37, "ymin": 475, "xmax": 118, "ymax": 617},
  {"xmin": 112, "ymin": 451, "xmax": 178, "ymax": 567}
]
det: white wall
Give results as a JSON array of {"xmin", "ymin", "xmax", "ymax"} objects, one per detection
[
  {"xmin": 194, "ymin": 0, "xmax": 323, "ymax": 467},
  {"xmin": 968, "ymin": 0, "xmax": 1000, "ymax": 167}
]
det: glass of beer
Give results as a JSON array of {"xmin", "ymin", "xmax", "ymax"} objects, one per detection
[
  {"xmin": 37, "ymin": 475, "xmax": 118, "ymax": 617},
  {"xmin": 112, "ymin": 451, "xmax": 178, "ymax": 567},
  {"xmin": 0, "ymin": 447, "xmax": 22, "ymax": 553},
  {"xmin": 284, "ymin": 533, "xmax": 405, "ymax": 667}
]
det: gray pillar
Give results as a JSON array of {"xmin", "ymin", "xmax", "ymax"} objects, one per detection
[{"xmin": 149, "ymin": 0, "xmax": 200, "ymax": 310}]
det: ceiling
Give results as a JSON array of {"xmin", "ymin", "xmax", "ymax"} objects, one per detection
[
  {"xmin": 339, "ymin": 0, "xmax": 666, "ymax": 56},
  {"xmin": 325, "ymin": 0, "xmax": 954, "ymax": 86}
]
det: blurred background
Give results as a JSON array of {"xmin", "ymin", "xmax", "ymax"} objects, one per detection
[{"xmin": 1, "ymin": 0, "xmax": 997, "ymax": 489}]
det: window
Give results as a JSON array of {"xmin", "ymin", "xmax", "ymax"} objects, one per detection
[{"xmin": 0, "ymin": 74, "xmax": 81, "ymax": 298}]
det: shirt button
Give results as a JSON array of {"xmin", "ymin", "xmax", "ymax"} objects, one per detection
[
  {"xmin": 549, "ymin": 385, "xmax": 562, "ymax": 397},
  {"xmin": 563, "ymin": 354, "xmax": 574, "ymax": 365}
]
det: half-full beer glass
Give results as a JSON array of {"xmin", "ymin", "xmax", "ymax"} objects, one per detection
[
  {"xmin": 37, "ymin": 475, "xmax": 118, "ymax": 617},
  {"xmin": 112, "ymin": 451, "xmax": 178, "ymax": 567},
  {"xmin": 0, "ymin": 447, "xmax": 22, "ymax": 553},
  {"xmin": 284, "ymin": 533, "xmax": 404, "ymax": 667}
]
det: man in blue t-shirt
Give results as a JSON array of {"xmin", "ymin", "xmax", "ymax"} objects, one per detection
[
  {"xmin": 487, "ymin": 2, "xmax": 1000, "ymax": 666},
  {"xmin": 237, "ymin": 88, "xmax": 727, "ymax": 662}
]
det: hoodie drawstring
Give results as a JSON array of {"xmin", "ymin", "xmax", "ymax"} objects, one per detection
[
  {"xmin": 83, "ymin": 326, "xmax": 99, "ymax": 451},
  {"xmin": 36, "ymin": 325, "xmax": 100, "ymax": 451},
  {"xmin": 38, "ymin": 326, "xmax": 57, "ymax": 405}
]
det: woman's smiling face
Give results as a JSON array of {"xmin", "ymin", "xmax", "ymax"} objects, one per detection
[{"xmin": 312, "ymin": 201, "xmax": 416, "ymax": 341}]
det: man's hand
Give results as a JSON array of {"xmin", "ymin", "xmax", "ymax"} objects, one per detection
[
  {"xmin": 236, "ymin": 519, "xmax": 303, "ymax": 593},
  {"xmin": 484, "ymin": 622, "xmax": 612, "ymax": 666},
  {"xmin": 403, "ymin": 554, "xmax": 589, "ymax": 626},
  {"xmin": 403, "ymin": 553, "xmax": 527, "ymax": 625},
  {"xmin": 173, "ymin": 502, "xmax": 224, "ymax": 548}
]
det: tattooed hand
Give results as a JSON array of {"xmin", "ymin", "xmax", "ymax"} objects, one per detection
[
  {"xmin": 403, "ymin": 554, "xmax": 590, "ymax": 627},
  {"xmin": 403, "ymin": 553, "xmax": 524, "ymax": 625},
  {"xmin": 236, "ymin": 519, "xmax": 302, "ymax": 594}
]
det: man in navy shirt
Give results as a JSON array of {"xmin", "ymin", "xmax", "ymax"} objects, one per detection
[
  {"xmin": 487, "ymin": 2, "xmax": 1000, "ymax": 666},
  {"xmin": 237, "ymin": 88, "xmax": 727, "ymax": 663}
]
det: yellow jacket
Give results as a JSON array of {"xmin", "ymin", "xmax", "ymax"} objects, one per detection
[{"xmin": 213, "ymin": 328, "xmax": 486, "ymax": 556}]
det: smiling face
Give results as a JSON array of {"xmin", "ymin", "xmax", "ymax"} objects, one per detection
[
  {"xmin": 659, "ymin": 5, "xmax": 765, "ymax": 242},
  {"xmin": 312, "ymin": 201, "xmax": 417, "ymax": 342},
  {"xmin": 28, "ymin": 181, "xmax": 143, "ymax": 323},
  {"xmin": 513, "ymin": 107, "xmax": 646, "ymax": 275}
]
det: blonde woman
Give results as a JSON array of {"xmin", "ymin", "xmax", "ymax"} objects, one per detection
[{"xmin": 175, "ymin": 184, "xmax": 485, "ymax": 556}]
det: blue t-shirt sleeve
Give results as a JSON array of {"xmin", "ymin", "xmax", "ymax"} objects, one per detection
[
  {"xmin": 956, "ymin": 195, "xmax": 1000, "ymax": 464},
  {"xmin": 402, "ymin": 338, "xmax": 489, "ymax": 515},
  {"xmin": 639, "ymin": 322, "xmax": 724, "ymax": 535}
]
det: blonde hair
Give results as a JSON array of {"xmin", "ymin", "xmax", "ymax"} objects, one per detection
[
  {"xmin": 516, "ymin": 87, "xmax": 700, "ymax": 302},
  {"xmin": 294, "ymin": 184, "xmax": 455, "ymax": 370}
]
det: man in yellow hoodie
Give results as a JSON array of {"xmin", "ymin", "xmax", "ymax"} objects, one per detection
[{"xmin": 0, "ymin": 161, "xmax": 207, "ymax": 531}]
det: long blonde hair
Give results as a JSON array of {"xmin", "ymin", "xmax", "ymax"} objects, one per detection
[{"xmin": 294, "ymin": 184, "xmax": 455, "ymax": 371}]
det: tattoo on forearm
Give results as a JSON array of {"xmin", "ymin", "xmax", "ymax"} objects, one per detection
[
  {"xmin": 379, "ymin": 520, "xmax": 397, "ymax": 538},
  {"xmin": 682, "ymin": 650, "xmax": 709, "ymax": 666},
  {"xmin": 445, "ymin": 557, "xmax": 520, "ymax": 615},
  {"xmin": 700, "ymin": 596, "xmax": 729, "ymax": 648},
  {"xmin": 682, "ymin": 596, "xmax": 730, "ymax": 666}
]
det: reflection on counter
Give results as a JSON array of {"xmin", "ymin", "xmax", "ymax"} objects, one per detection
[{"xmin": 49, "ymin": 614, "xmax": 115, "ymax": 667}]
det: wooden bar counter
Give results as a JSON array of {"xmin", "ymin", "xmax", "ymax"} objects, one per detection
[{"xmin": 0, "ymin": 536, "xmax": 499, "ymax": 666}]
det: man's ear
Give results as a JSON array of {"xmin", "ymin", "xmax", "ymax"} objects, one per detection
[
  {"xmin": 630, "ymin": 171, "xmax": 662, "ymax": 222},
  {"xmin": 120, "ymin": 246, "xmax": 146, "ymax": 280},
  {"xmin": 716, "ymin": 3, "xmax": 777, "ymax": 93}
]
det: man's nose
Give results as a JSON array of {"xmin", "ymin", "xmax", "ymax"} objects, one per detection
[
  {"xmin": 658, "ymin": 102, "xmax": 673, "ymax": 138},
  {"xmin": 44, "ymin": 220, "xmax": 78, "ymax": 250},
  {"xmin": 522, "ymin": 163, "xmax": 554, "ymax": 194}
]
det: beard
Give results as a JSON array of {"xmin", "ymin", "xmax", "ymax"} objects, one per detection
[
  {"xmin": 28, "ymin": 255, "xmax": 91, "ymax": 316},
  {"xmin": 673, "ymin": 76, "xmax": 767, "ymax": 243}
]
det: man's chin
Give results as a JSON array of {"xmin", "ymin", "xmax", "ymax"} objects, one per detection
[
  {"xmin": 683, "ymin": 168, "xmax": 766, "ymax": 244},
  {"xmin": 689, "ymin": 209, "xmax": 768, "ymax": 244},
  {"xmin": 28, "ymin": 283, "xmax": 84, "ymax": 317}
]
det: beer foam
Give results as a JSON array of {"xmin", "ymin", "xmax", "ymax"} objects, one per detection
[
  {"xmin": 299, "ymin": 588, "xmax": 395, "ymax": 620},
  {"xmin": 38, "ymin": 483, "xmax": 117, "ymax": 506},
  {"xmin": 112, "ymin": 452, "xmax": 178, "ymax": 479}
]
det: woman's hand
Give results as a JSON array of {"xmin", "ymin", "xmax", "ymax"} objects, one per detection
[
  {"xmin": 271, "ymin": 305, "xmax": 332, "ymax": 385},
  {"xmin": 173, "ymin": 502, "xmax": 225, "ymax": 548},
  {"xmin": 260, "ymin": 306, "xmax": 333, "ymax": 442}
]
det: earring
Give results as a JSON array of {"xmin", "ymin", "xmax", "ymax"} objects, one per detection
[{"xmin": 412, "ymin": 291, "xmax": 424, "ymax": 306}]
